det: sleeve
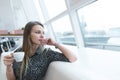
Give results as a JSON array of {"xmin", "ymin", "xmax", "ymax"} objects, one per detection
[
  {"xmin": 47, "ymin": 48, "xmax": 69, "ymax": 62},
  {"xmin": 12, "ymin": 62, "xmax": 21, "ymax": 79}
]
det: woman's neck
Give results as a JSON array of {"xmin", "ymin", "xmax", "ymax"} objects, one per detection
[
  {"xmin": 32, "ymin": 44, "xmax": 39, "ymax": 50},
  {"xmin": 30, "ymin": 44, "xmax": 39, "ymax": 56}
]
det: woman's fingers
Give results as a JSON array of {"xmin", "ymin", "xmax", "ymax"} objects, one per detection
[
  {"xmin": 4, "ymin": 54, "xmax": 12, "ymax": 58},
  {"xmin": 39, "ymin": 38, "xmax": 56, "ymax": 45},
  {"xmin": 3, "ymin": 55, "xmax": 14, "ymax": 66}
]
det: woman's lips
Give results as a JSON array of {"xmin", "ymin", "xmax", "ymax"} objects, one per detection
[{"xmin": 39, "ymin": 38, "xmax": 44, "ymax": 40}]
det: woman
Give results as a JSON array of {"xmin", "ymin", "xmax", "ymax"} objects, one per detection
[{"xmin": 3, "ymin": 21, "xmax": 77, "ymax": 80}]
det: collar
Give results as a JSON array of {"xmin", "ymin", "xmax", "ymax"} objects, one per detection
[{"xmin": 35, "ymin": 45, "xmax": 45, "ymax": 55}]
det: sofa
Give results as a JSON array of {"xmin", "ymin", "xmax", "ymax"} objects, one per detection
[
  {"xmin": 1, "ymin": 47, "xmax": 120, "ymax": 80},
  {"xmin": 44, "ymin": 61, "xmax": 109, "ymax": 80},
  {"xmin": 44, "ymin": 47, "xmax": 120, "ymax": 80}
]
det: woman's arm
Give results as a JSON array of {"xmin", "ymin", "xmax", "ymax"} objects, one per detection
[
  {"xmin": 6, "ymin": 65, "xmax": 16, "ymax": 80},
  {"xmin": 54, "ymin": 43, "xmax": 77, "ymax": 62},
  {"xmin": 40, "ymin": 38, "xmax": 77, "ymax": 62},
  {"xmin": 3, "ymin": 54, "xmax": 16, "ymax": 80}
]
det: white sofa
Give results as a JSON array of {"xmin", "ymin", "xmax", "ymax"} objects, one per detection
[
  {"xmin": 44, "ymin": 47, "xmax": 120, "ymax": 80},
  {"xmin": 44, "ymin": 61, "xmax": 106, "ymax": 80},
  {"xmin": 1, "ymin": 47, "xmax": 120, "ymax": 80}
]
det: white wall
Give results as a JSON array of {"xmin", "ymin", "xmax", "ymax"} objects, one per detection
[
  {"xmin": 21, "ymin": 0, "xmax": 40, "ymax": 21},
  {"xmin": 0, "ymin": 0, "xmax": 41, "ymax": 31},
  {"xmin": 0, "ymin": 0, "xmax": 15, "ymax": 31}
]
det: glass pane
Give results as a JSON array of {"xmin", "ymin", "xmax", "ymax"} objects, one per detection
[
  {"xmin": 44, "ymin": 0, "xmax": 67, "ymax": 19},
  {"xmin": 43, "ymin": 25, "xmax": 49, "ymax": 38},
  {"xmin": 33, "ymin": 0, "xmax": 45, "ymax": 23},
  {"xmin": 78, "ymin": 0, "xmax": 120, "ymax": 51},
  {"xmin": 51, "ymin": 15, "xmax": 76, "ymax": 45}
]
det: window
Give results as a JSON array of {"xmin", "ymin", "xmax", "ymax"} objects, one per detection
[
  {"xmin": 77, "ymin": 0, "xmax": 120, "ymax": 51},
  {"xmin": 51, "ymin": 15, "xmax": 76, "ymax": 45},
  {"xmin": 44, "ymin": 0, "xmax": 67, "ymax": 19},
  {"xmin": 33, "ymin": 0, "xmax": 45, "ymax": 23}
]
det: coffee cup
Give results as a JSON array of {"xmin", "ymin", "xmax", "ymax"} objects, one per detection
[{"xmin": 13, "ymin": 52, "xmax": 25, "ymax": 62}]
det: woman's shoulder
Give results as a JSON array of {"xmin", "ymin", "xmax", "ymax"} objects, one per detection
[
  {"xmin": 44, "ymin": 48, "xmax": 61, "ymax": 55},
  {"xmin": 43, "ymin": 48, "xmax": 51, "ymax": 54},
  {"xmin": 42, "ymin": 48, "xmax": 54, "ymax": 54}
]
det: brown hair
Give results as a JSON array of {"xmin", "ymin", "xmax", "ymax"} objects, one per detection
[{"xmin": 20, "ymin": 21, "xmax": 44, "ymax": 80}]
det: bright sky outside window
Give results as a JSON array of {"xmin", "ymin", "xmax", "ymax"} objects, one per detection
[
  {"xmin": 78, "ymin": 0, "xmax": 120, "ymax": 32},
  {"xmin": 51, "ymin": 15, "xmax": 76, "ymax": 45},
  {"xmin": 33, "ymin": 0, "xmax": 45, "ymax": 23},
  {"xmin": 51, "ymin": 15, "xmax": 72, "ymax": 34},
  {"xmin": 44, "ymin": 0, "xmax": 67, "ymax": 19}
]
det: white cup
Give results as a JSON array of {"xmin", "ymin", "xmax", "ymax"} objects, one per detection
[{"xmin": 13, "ymin": 52, "xmax": 25, "ymax": 62}]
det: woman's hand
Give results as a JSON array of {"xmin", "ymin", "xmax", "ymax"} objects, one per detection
[
  {"xmin": 39, "ymin": 38, "xmax": 56, "ymax": 46},
  {"xmin": 3, "ymin": 53, "xmax": 14, "ymax": 67},
  {"xmin": 3, "ymin": 53, "xmax": 16, "ymax": 80}
]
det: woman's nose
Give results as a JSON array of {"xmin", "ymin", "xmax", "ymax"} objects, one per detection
[{"xmin": 40, "ymin": 34, "xmax": 44, "ymax": 38}]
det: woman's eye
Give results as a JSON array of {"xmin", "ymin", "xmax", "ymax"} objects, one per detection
[
  {"xmin": 35, "ymin": 31, "xmax": 44, "ymax": 34},
  {"xmin": 35, "ymin": 31, "xmax": 41, "ymax": 34}
]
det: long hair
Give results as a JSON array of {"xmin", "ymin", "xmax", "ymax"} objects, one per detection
[{"xmin": 20, "ymin": 21, "xmax": 44, "ymax": 80}]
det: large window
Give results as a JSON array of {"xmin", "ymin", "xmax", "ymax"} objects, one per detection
[
  {"xmin": 51, "ymin": 15, "xmax": 76, "ymax": 45},
  {"xmin": 78, "ymin": 0, "xmax": 120, "ymax": 51},
  {"xmin": 44, "ymin": 0, "xmax": 67, "ymax": 19},
  {"xmin": 33, "ymin": 0, "xmax": 45, "ymax": 23}
]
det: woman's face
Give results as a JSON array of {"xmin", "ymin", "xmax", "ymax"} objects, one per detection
[{"xmin": 30, "ymin": 25, "xmax": 44, "ymax": 45}]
